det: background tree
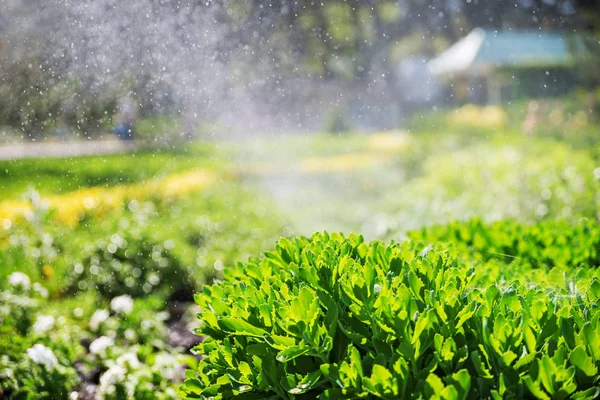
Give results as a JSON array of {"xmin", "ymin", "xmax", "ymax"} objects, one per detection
[{"xmin": 1, "ymin": 0, "xmax": 599, "ymax": 137}]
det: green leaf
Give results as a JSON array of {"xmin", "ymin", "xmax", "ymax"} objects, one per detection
[
  {"xmin": 570, "ymin": 387, "xmax": 600, "ymax": 399},
  {"xmin": 451, "ymin": 369, "xmax": 471, "ymax": 394},
  {"xmin": 408, "ymin": 270, "xmax": 424, "ymax": 300},
  {"xmin": 501, "ymin": 351, "xmax": 517, "ymax": 368},
  {"xmin": 276, "ymin": 345, "xmax": 311, "ymax": 362},
  {"xmin": 425, "ymin": 373, "xmax": 445, "ymax": 396},
  {"xmin": 246, "ymin": 343, "xmax": 270, "ymax": 356},
  {"xmin": 581, "ymin": 321, "xmax": 600, "ymax": 360},
  {"xmin": 265, "ymin": 334, "xmax": 296, "ymax": 350},
  {"xmin": 455, "ymin": 302, "xmax": 476, "ymax": 330},
  {"xmin": 524, "ymin": 323, "xmax": 537, "ymax": 353},
  {"xmin": 441, "ymin": 337, "xmax": 457, "ymax": 362},
  {"xmin": 239, "ymin": 361, "xmax": 253, "ymax": 377},
  {"xmin": 470, "ymin": 350, "xmax": 493, "ymax": 379},
  {"xmin": 538, "ymin": 314, "xmax": 559, "ymax": 347},
  {"xmin": 523, "ymin": 376, "xmax": 551, "ymax": 400},
  {"xmin": 182, "ymin": 227, "xmax": 600, "ymax": 400},
  {"xmin": 588, "ymin": 279, "xmax": 600, "ymax": 301},
  {"xmin": 364, "ymin": 364, "xmax": 395, "ymax": 397},
  {"xmin": 539, "ymin": 356, "xmax": 556, "ymax": 395},
  {"xmin": 349, "ymin": 346, "xmax": 364, "ymax": 377},
  {"xmin": 288, "ymin": 370, "xmax": 323, "ymax": 394},
  {"xmin": 412, "ymin": 309, "xmax": 434, "ymax": 345},
  {"xmin": 218, "ymin": 317, "xmax": 266, "ymax": 337},
  {"xmin": 515, "ymin": 350, "xmax": 537, "ymax": 370},
  {"xmin": 184, "ymin": 377, "xmax": 205, "ymax": 393},
  {"xmin": 569, "ymin": 345, "xmax": 598, "ymax": 377}
]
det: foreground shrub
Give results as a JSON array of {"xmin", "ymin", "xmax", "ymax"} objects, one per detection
[{"xmin": 183, "ymin": 232, "xmax": 600, "ymax": 399}]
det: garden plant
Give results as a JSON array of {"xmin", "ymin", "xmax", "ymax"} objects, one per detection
[{"xmin": 183, "ymin": 230, "xmax": 600, "ymax": 399}]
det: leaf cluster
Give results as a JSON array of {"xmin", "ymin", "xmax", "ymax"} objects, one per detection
[
  {"xmin": 409, "ymin": 218, "xmax": 600, "ymax": 270},
  {"xmin": 183, "ymin": 232, "xmax": 600, "ymax": 399},
  {"xmin": 64, "ymin": 229, "xmax": 193, "ymax": 300}
]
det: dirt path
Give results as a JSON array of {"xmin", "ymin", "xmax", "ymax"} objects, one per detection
[{"xmin": 0, "ymin": 140, "xmax": 138, "ymax": 160}]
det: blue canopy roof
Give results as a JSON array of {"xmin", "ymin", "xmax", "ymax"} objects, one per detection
[{"xmin": 429, "ymin": 28, "xmax": 587, "ymax": 76}]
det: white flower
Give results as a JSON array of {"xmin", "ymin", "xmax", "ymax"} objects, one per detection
[
  {"xmin": 27, "ymin": 344, "xmax": 58, "ymax": 369},
  {"xmin": 110, "ymin": 295, "xmax": 133, "ymax": 315},
  {"xmin": 96, "ymin": 363, "xmax": 140, "ymax": 400},
  {"xmin": 420, "ymin": 244, "xmax": 433, "ymax": 258},
  {"xmin": 153, "ymin": 353, "xmax": 179, "ymax": 380},
  {"xmin": 89, "ymin": 336, "xmax": 114, "ymax": 355},
  {"xmin": 8, "ymin": 272, "xmax": 31, "ymax": 290},
  {"xmin": 33, "ymin": 283, "xmax": 49, "ymax": 299},
  {"xmin": 124, "ymin": 329, "xmax": 136, "ymax": 341},
  {"xmin": 98, "ymin": 364, "xmax": 127, "ymax": 389},
  {"xmin": 116, "ymin": 352, "xmax": 141, "ymax": 369},
  {"xmin": 32, "ymin": 315, "xmax": 55, "ymax": 335},
  {"xmin": 90, "ymin": 309, "xmax": 110, "ymax": 330}
]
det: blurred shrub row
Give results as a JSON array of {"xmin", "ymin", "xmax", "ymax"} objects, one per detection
[
  {"xmin": 405, "ymin": 94, "xmax": 600, "ymax": 154},
  {"xmin": 0, "ymin": 57, "xmax": 118, "ymax": 140},
  {"xmin": 0, "ymin": 56, "xmax": 197, "ymax": 142}
]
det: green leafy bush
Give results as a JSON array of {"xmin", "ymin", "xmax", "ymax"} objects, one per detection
[
  {"xmin": 183, "ymin": 232, "xmax": 600, "ymax": 399},
  {"xmin": 65, "ymin": 230, "xmax": 194, "ymax": 300},
  {"xmin": 409, "ymin": 218, "xmax": 600, "ymax": 270}
]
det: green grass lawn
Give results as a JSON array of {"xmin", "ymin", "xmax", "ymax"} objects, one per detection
[
  {"xmin": 0, "ymin": 133, "xmax": 377, "ymax": 201},
  {"xmin": 0, "ymin": 144, "xmax": 222, "ymax": 200}
]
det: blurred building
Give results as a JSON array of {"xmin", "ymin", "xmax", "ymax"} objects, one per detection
[
  {"xmin": 428, "ymin": 28, "xmax": 586, "ymax": 104},
  {"xmin": 397, "ymin": 56, "xmax": 442, "ymax": 108}
]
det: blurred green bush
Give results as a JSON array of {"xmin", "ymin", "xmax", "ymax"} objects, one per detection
[
  {"xmin": 65, "ymin": 230, "xmax": 194, "ymax": 301},
  {"xmin": 0, "ymin": 56, "xmax": 118, "ymax": 140}
]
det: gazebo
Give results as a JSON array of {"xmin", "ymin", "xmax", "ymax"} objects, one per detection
[{"xmin": 428, "ymin": 28, "xmax": 585, "ymax": 104}]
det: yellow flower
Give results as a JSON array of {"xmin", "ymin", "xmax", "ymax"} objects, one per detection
[
  {"xmin": 367, "ymin": 132, "xmax": 409, "ymax": 152},
  {"xmin": 448, "ymin": 104, "xmax": 507, "ymax": 129},
  {"xmin": 0, "ymin": 170, "xmax": 219, "ymax": 227},
  {"xmin": 42, "ymin": 265, "xmax": 55, "ymax": 279},
  {"xmin": 299, "ymin": 152, "xmax": 382, "ymax": 173}
]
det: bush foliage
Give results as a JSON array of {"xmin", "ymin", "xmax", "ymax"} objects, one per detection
[
  {"xmin": 184, "ymin": 229, "xmax": 600, "ymax": 399},
  {"xmin": 65, "ymin": 229, "xmax": 193, "ymax": 300},
  {"xmin": 408, "ymin": 218, "xmax": 600, "ymax": 270}
]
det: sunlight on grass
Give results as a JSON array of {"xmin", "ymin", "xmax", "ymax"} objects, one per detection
[
  {"xmin": 366, "ymin": 131, "xmax": 410, "ymax": 152},
  {"xmin": 298, "ymin": 152, "xmax": 385, "ymax": 173}
]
